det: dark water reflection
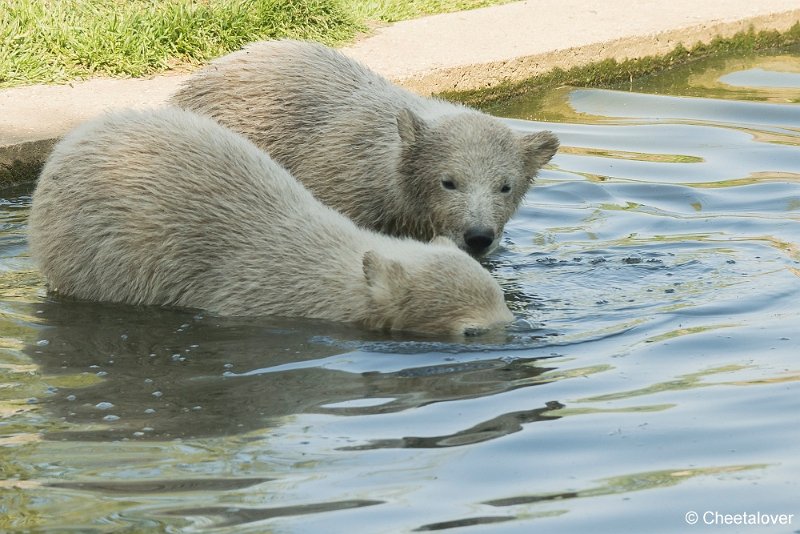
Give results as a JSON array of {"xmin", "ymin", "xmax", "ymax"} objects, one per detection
[
  {"xmin": 2, "ymin": 47, "xmax": 799, "ymax": 532},
  {"xmin": 27, "ymin": 300, "xmax": 557, "ymax": 441}
]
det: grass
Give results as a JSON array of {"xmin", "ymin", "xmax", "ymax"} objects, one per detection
[
  {"xmin": 0, "ymin": 0, "xmax": 513, "ymax": 88},
  {"xmin": 342, "ymin": 0, "xmax": 516, "ymax": 24},
  {"xmin": 0, "ymin": 0, "xmax": 358, "ymax": 86}
]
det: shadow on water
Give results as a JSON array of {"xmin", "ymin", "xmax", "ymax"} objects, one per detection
[
  {"xmin": 24, "ymin": 298, "xmax": 561, "ymax": 441},
  {"xmin": 339, "ymin": 399, "xmax": 565, "ymax": 450}
]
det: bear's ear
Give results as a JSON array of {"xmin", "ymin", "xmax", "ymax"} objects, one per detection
[
  {"xmin": 363, "ymin": 250, "xmax": 408, "ymax": 289},
  {"xmin": 396, "ymin": 108, "xmax": 428, "ymax": 147},
  {"xmin": 429, "ymin": 236, "xmax": 459, "ymax": 249},
  {"xmin": 519, "ymin": 131, "xmax": 559, "ymax": 180}
]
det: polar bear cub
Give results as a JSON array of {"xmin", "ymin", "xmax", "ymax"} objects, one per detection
[
  {"xmin": 28, "ymin": 108, "xmax": 513, "ymax": 337},
  {"xmin": 172, "ymin": 40, "xmax": 559, "ymax": 257}
]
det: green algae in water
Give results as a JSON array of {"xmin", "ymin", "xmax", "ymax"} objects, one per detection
[{"xmin": 445, "ymin": 25, "xmax": 800, "ymax": 117}]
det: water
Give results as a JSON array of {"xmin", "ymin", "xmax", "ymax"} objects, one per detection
[{"xmin": 2, "ymin": 48, "xmax": 799, "ymax": 532}]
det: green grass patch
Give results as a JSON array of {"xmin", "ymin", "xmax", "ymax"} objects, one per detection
[
  {"xmin": 0, "ymin": 0, "xmax": 512, "ymax": 88},
  {"xmin": 0, "ymin": 0, "xmax": 358, "ymax": 87},
  {"xmin": 340, "ymin": 0, "xmax": 515, "ymax": 24},
  {"xmin": 443, "ymin": 23, "xmax": 800, "ymax": 111}
]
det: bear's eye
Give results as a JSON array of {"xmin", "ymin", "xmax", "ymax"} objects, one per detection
[
  {"xmin": 441, "ymin": 179, "xmax": 457, "ymax": 191},
  {"xmin": 500, "ymin": 184, "xmax": 511, "ymax": 193}
]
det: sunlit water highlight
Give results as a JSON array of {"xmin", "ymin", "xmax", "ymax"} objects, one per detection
[{"xmin": 1, "ymin": 48, "xmax": 798, "ymax": 532}]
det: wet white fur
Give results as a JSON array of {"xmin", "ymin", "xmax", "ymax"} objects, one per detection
[
  {"xmin": 172, "ymin": 40, "xmax": 559, "ymax": 254},
  {"xmin": 28, "ymin": 108, "xmax": 513, "ymax": 336}
]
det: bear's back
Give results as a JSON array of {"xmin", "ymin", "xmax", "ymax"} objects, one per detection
[{"xmin": 28, "ymin": 107, "xmax": 362, "ymax": 308}]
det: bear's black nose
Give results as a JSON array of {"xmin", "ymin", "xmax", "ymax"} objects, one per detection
[{"xmin": 464, "ymin": 226, "xmax": 495, "ymax": 255}]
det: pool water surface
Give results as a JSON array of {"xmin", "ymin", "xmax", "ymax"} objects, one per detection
[{"xmin": 1, "ymin": 47, "xmax": 798, "ymax": 532}]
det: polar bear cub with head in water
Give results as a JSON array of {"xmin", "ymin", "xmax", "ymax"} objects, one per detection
[
  {"xmin": 28, "ymin": 108, "xmax": 513, "ymax": 337},
  {"xmin": 172, "ymin": 40, "xmax": 559, "ymax": 257}
]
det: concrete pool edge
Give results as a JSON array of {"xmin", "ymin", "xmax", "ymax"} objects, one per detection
[
  {"xmin": 439, "ymin": 20, "xmax": 800, "ymax": 108},
  {"xmin": 361, "ymin": 8, "xmax": 800, "ymax": 98},
  {"xmin": 2, "ymin": 1, "xmax": 800, "ymax": 186}
]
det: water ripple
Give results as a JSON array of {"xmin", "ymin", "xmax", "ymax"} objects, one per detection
[{"xmin": 1, "ymin": 48, "xmax": 799, "ymax": 533}]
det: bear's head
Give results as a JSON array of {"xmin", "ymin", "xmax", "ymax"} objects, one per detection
[
  {"xmin": 396, "ymin": 109, "xmax": 559, "ymax": 257},
  {"xmin": 361, "ymin": 238, "xmax": 514, "ymax": 337}
]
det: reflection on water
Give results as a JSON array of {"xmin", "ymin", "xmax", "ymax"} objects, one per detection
[
  {"xmin": 720, "ymin": 68, "xmax": 800, "ymax": 90},
  {"xmin": 27, "ymin": 300, "xmax": 557, "ymax": 441},
  {"xmin": 2, "ymin": 48, "xmax": 799, "ymax": 532}
]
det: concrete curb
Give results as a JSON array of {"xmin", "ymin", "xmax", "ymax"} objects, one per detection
[
  {"xmin": 0, "ymin": 75, "xmax": 189, "ymax": 185},
  {"xmin": 387, "ymin": 10, "xmax": 800, "ymax": 95},
  {"xmin": 2, "ymin": 0, "xmax": 800, "ymax": 185}
]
